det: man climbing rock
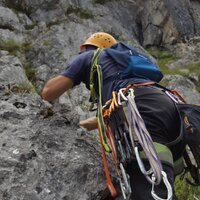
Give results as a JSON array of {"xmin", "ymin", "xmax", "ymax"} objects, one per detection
[{"xmin": 42, "ymin": 32, "xmax": 184, "ymax": 200}]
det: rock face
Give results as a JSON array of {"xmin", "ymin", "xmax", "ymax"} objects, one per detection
[
  {"xmin": 0, "ymin": 0, "xmax": 200, "ymax": 200},
  {"xmin": 0, "ymin": 87, "xmax": 108, "ymax": 200}
]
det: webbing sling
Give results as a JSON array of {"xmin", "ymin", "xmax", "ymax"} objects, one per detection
[{"xmin": 90, "ymin": 48, "xmax": 111, "ymax": 152}]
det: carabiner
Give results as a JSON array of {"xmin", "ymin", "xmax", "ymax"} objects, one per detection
[
  {"xmin": 151, "ymin": 171, "xmax": 173, "ymax": 200},
  {"xmin": 119, "ymin": 163, "xmax": 132, "ymax": 199},
  {"xmin": 134, "ymin": 146, "xmax": 154, "ymax": 183}
]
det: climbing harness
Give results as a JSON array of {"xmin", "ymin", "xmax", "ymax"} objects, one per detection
[
  {"xmin": 89, "ymin": 48, "xmax": 200, "ymax": 200},
  {"xmin": 89, "ymin": 49, "xmax": 174, "ymax": 200},
  {"xmin": 97, "ymin": 85, "xmax": 174, "ymax": 200}
]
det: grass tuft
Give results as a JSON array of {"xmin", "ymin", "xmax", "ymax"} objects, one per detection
[{"xmin": 65, "ymin": 5, "xmax": 94, "ymax": 19}]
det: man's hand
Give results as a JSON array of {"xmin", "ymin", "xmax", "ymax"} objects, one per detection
[
  {"xmin": 79, "ymin": 116, "xmax": 98, "ymax": 131},
  {"xmin": 42, "ymin": 75, "xmax": 74, "ymax": 101}
]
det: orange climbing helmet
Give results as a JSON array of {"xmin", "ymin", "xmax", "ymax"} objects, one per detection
[{"xmin": 80, "ymin": 32, "xmax": 117, "ymax": 50}]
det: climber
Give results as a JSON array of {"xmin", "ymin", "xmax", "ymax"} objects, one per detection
[{"xmin": 42, "ymin": 32, "xmax": 184, "ymax": 200}]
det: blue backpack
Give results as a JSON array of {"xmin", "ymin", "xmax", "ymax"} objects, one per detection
[{"xmin": 105, "ymin": 42, "xmax": 163, "ymax": 82}]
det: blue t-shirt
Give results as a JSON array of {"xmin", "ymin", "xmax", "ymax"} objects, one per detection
[{"xmin": 62, "ymin": 48, "xmax": 151, "ymax": 104}]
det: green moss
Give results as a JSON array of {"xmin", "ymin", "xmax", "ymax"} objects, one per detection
[
  {"xmin": 43, "ymin": 40, "xmax": 50, "ymax": 46},
  {"xmin": 0, "ymin": 40, "xmax": 32, "ymax": 56},
  {"xmin": 46, "ymin": 19, "xmax": 62, "ymax": 28},
  {"xmin": 4, "ymin": 0, "xmax": 28, "ymax": 13},
  {"xmin": 91, "ymin": 132, "xmax": 98, "ymax": 142},
  {"xmin": 23, "ymin": 63, "xmax": 36, "ymax": 83},
  {"xmin": 175, "ymin": 174, "xmax": 200, "ymax": 199},
  {"xmin": 65, "ymin": 5, "xmax": 94, "ymax": 19},
  {"xmin": 21, "ymin": 42, "xmax": 32, "ymax": 53},
  {"xmin": 0, "ymin": 40, "xmax": 21, "ymax": 56},
  {"xmin": 80, "ymin": 102, "xmax": 91, "ymax": 111},
  {"xmin": 184, "ymin": 61, "xmax": 200, "ymax": 77},
  {"xmin": 148, "ymin": 48, "xmax": 200, "ymax": 80},
  {"xmin": 94, "ymin": 0, "xmax": 108, "ymax": 4},
  {"xmin": 148, "ymin": 48, "xmax": 200, "ymax": 93},
  {"xmin": 182, "ymin": 61, "xmax": 200, "ymax": 92},
  {"xmin": 93, "ymin": 0, "xmax": 119, "ymax": 4},
  {"xmin": 147, "ymin": 48, "xmax": 180, "ymax": 75},
  {"xmin": 159, "ymin": 79, "xmax": 170, "ymax": 87},
  {"xmin": 107, "ymin": 31, "xmax": 121, "ymax": 41},
  {"xmin": 23, "ymin": 62, "xmax": 42, "ymax": 94},
  {"xmin": 25, "ymin": 22, "xmax": 37, "ymax": 30},
  {"xmin": 190, "ymin": 37, "xmax": 200, "ymax": 44},
  {"xmin": 15, "ymin": 82, "xmax": 35, "ymax": 93},
  {"xmin": 196, "ymin": 85, "xmax": 200, "ymax": 93}
]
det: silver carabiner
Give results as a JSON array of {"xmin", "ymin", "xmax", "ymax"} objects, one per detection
[
  {"xmin": 119, "ymin": 163, "xmax": 132, "ymax": 200},
  {"xmin": 134, "ymin": 146, "xmax": 154, "ymax": 183},
  {"xmin": 151, "ymin": 171, "xmax": 173, "ymax": 200},
  {"xmin": 118, "ymin": 88, "xmax": 128, "ymax": 105}
]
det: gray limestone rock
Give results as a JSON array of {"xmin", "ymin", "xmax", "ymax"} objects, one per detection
[{"xmin": 0, "ymin": 0, "xmax": 199, "ymax": 199}]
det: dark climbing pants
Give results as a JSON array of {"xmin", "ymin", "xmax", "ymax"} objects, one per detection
[
  {"xmin": 126, "ymin": 161, "xmax": 178, "ymax": 200},
  {"xmin": 124, "ymin": 86, "xmax": 185, "ymax": 199}
]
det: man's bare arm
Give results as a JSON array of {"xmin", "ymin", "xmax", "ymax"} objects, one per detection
[
  {"xmin": 42, "ymin": 75, "xmax": 74, "ymax": 101},
  {"xmin": 79, "ymin": 116, "xmax": 98, "ymax": 131}
]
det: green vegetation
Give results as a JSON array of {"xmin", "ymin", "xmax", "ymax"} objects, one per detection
[
  {"xmin": 94, "ymin": 0, "xmax": 108, "ymax": 4},
  {"xmin": 23, "ymin": 62, "xmax": 36, "ymax": 83},
  {"xmin": 148, "ymin": 48, "xmax": 200, "ymax": 78},
  {"xmin": 91, "ymin": 132, "xmax": 98, "ymax": 142},
  {"xmin": 43, "ymin": 40, "xmax": 50, "ymax": 46},
  {"xmin": 0, "ymin": 40, "xmax": 21, "ymax": 56},
  {"xmin": 4, "ymin": 0, "xmax": 28, "ymax": 13},
  {"xmin": 46, "ymin": 19, "xmax": 62, "ymax": 28},
  {"xmin": 65, "ymin": 5, "xmax": 94, "ymax": 19},
  {"xmin": 184, "ymin": 61, "xmax": 200, "ymax": 77},
  {"xmin": 184, "ymin": 61, "xmax": 200, "ymax": 92},
  {"xmin": 175, "ymin": 175, "xmax": 200, "ymax": 199},
  {"xmin": 0, "ymin": 39, "xmax": 39, "ymax": 93},
  {"xmin": 15, "ymin": 82, "xmax": 35, "ymax": 93},
  {"xmin": 93, "ymin": 0, "xmax": 119, "ymax": 4},
  {"xmin": 80, "ymin": 102, "xmax": 91, "ymax": 111},
  {"xmin": 21, "ymin": 42, "xmax": 32, "ymax": 53},
  {"xmin": 190, "ymin": 37, "xmax": 200, "ymax": 45},
  {"xmin": 148, "ymin": 47, "xmax": 200, "ymax": 92},
  {"xmin": 25, "ymin": 22, "xmax": 38, "ymax": 30},
  {"xmin": 107, "ymin": 31, "xmax": 121, "ymax": 41},
  {"xmin": 23, "ymin": 63, "xmax": 42, "ymax": 94},
  {"xmin": 147, "ymin": 48, "xmax": 180, "ymax": 75},
  {"xmin": 0, "ymin": 40, "xmax": 32, "ymax": 56}
]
